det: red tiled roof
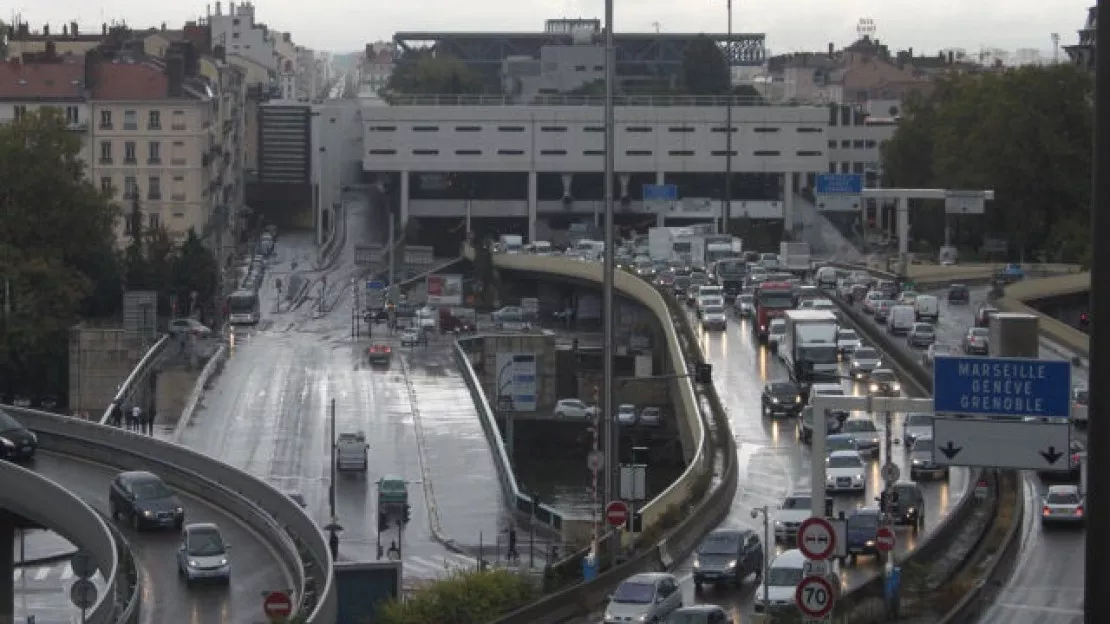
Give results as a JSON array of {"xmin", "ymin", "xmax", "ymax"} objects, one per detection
[
  {"xmin": 90, "ymin": 61, "xmax": 169, "ymax": 100},
  {"xmin": 0, "ymin": 58, "xmax": 85, "ymax": 100}
]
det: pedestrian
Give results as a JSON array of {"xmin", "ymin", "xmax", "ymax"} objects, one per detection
[
  {"xmin": 109, "ymin": 400, "xmax": 122, "ymax": 428},
  {"xmin": 507, "ymin": 527, "xmax": 518, "ymax": 564},
  {"xmin": 329, "ymin": 531, "xmax": 339, "ymax": 559},
  {"xmin": 142, "ymin": 407, "xmax": 155, "ymax": 436},
  {"xmin": 129, "ymin": 405, "xmax": 141, "ymax": 432}
]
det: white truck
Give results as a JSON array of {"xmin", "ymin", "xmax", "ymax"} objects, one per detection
[
  {"xmin": 336, "ymin": 432, "xmax": 369, "ymax": 472},
  {"xmin": 703, "ymin": 235, "xmax": 741, "ymax": 265},
  {"xmin": 779, "ymin": 242, "xmax": 812, "ymax": 274},
  {"xmin": 499, "ymin": 234, "xmax": 524, "ymax": 254},
  {"xmin": 648, "ymin": 227, "xmax": 704, "ymax": 266},
  {"xmin": 780, "ymin": 310, "xmax": 840, "ymax": 388}
]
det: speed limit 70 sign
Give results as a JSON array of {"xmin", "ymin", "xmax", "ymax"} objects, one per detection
[{"xmin": 795, "ymin": 575, "xmax": 835, "ymax": 618}]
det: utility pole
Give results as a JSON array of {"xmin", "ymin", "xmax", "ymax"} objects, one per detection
[
  {"xmin": 388, "ymin": 211, "xmax": 396, "ymax": 306},
  {"xmin": 602, "ymin": 0, "xmax": 618, "ymax": 565},
  {"xmin": 723, "ymin": 0, "xmax": 733, "ymax": 235},
  {"xmin": 325, "ymin": 398, "xmax": 342, "ymax": 559},
  {"xmin": 214, "ymin": 204, "xmax": 225, "ymax": 329}
]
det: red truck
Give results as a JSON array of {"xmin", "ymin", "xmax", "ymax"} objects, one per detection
[
  {"xmin": 439, "ymin": 307, "xmax": 477, "ymax": 334},
  {"xmin": 753, "ymin": 281, "xmax": 795, "ymax": 341}
]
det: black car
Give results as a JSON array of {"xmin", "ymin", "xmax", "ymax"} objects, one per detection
[
  {"xmin": 947, "ymin": 284, "xmax": 970, "ymax": 304},
  {"xmin": 761, "ymin": 381, "xmax": 802, "ymax": 418},
  {"xmin": 885, "ymin": 481, "xmax": 925, "ymax": 532},
  {"xmin": 0, "ymin": 409, "xmax": 37, "ymax": 461},
  {"xmin": 692, "ymin": 529, "xmax": 763, "ymax": 588},
  {"xmin": 975, "ymin": 304, "xmax": 999, "ymax": 327},
  {"xmin": 109, "ymin": 471, "xmax": 185, "ymax": 531},
  {"xmin": 1037, "ymin": 439, "xmax": 1085, "ymax": 481}
]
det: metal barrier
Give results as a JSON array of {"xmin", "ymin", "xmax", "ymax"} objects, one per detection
[
  {"xmin": 1, "ymin": 460, "xmax": 120, "ymax": 624},
  {"xmin": 3, "ymin": 407, "xmax": 338, "ymax": 623},
  {"xmin": 99, "ymin": 335, "xmax": 170, "ymax": 425}
]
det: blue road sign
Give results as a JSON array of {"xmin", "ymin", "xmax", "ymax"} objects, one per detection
[
  {"xmin": 366, "ymin": 280, "xmax": 385, "ymax": 290},
  {"xmin": 815, "ymin": 174, "xmax": 864, "ymax": 195},
  {"xmin": 932, "ymin": 356, "xmax": 1072, "ymax": 419},
  {"xmin": 643, "ymin": 184, "xmax": 678, "ymax": 201}
]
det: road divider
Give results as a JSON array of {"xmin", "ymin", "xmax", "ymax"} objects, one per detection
[
  {"xmin": 995, "ymin": 272, "xmax": 1090, "ymax": 359},
  {"xmin": 172, "ymin": 345, "xmax": 229, "ymax": 443}
]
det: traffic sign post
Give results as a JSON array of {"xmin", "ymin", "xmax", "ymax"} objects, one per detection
[
  {"xmin": 931, "ymin": 356, "xmax": 1072, "ymax": 419},
  {"xmin": 642, "ymin": 184, "xmax": 678, "ymax": 213},
  {"xmin": 876, "ymin": 526, "xmax": 896, "ymax": 552},
  {"xmin": 795, "ymin": 575, "xmax": 836, "ymax": 618},
  {"xmin": 796, "ymin": 517, "xmax": 836, "ymax": 560},
  {"xmin": 263, "ymin": 590, "xmax": 294, "ymax": 620},
  {"xmin": 930, "ymin": 417, "xmax": 1071, "ymax": 470},
  {"xmin": 814, "ymin": 174, "xmax": 863, "ymax": 213},
  {"xmin": 69, "ymin": 551, "xmax": 98, "ymax": 579},
  {"xmin": 605, "ymin": 501, "xmax": 630, "ymax": 528},
  {"xmin": 880, "ymin": 462, "xmax": 900, "ymax": 483}
]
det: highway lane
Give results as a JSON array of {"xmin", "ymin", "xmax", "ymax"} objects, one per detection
[{"xmin": 32, "ymin": 451, "xmax": 287, "ymax": 624}]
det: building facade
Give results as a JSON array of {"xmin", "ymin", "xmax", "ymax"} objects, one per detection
[
  {"xmin": 0, "ymin": 55, "xmax": 92, "ymax": 164},
  {"xmin": 207, "ymin": 1, "xmax": 276, "ymax": 72}
]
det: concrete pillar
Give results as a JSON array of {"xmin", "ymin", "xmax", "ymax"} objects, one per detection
[
  {"xmin": 783, "ymin": 172, "xmax": 795, "ymax": 229},
  {"xmin": 0, "ymin": 511, "xmax": 13, "ymax": 624},
  {"xmin": 655, "ymin": 171, "xmax": 665, "ymax": 185},
  {"xmin": 560, "ymin": 174, "xmax": 573, "ymax": 198},
  {"xmin": 527, "ymin": 171, "xmax": 538, "ymax": 242},
  {"xmin": 618, "ymin": 174, "xmax": 631, "ymax": 199},
  {"xmin": 399, "ymin": 170, "xmax": 410, "ymax": 227}
]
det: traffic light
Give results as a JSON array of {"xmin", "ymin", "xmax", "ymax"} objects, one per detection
[
  {"xmin": 695, "ymin": 363, "xmax": 712, "ymax": 384},
  {"xmin": 403, "ymin": 504, "xmax": 411, "ymax": 524},
  {"xmin": 378, "ymin": 512, "xmax": 389, "ymax": 533}
]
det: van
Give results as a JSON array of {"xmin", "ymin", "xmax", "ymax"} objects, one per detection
[
  {"xmin": 754, "ymin": 549, "xmax": 839, "ymax": 614},
  {"xmin": 529, "ymin": 241, "xmax": 553, "ymax": 255},
  {"xmin": 815, "ymin": 266, "xmax": 838, "ymax": 289},
  {"xmin": 914, "ymin": 294, "xmax": 939, "ymax": 322},
  {"xmin": 887, "ymin": 305, "xmax": 916, "ymax": 335}
]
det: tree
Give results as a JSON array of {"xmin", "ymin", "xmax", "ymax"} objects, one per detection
[
  {"xmin": 0, "ymin": 108, "xmax": 121, "ymax": 401},
  {"xmin": 681, "ymin": 35, "xmax": 730, "ymax": 95},
  {"xmin": 378, "ymin": 568, "xmax": 538, "ymax": 624},
  {"xmin": 385, "ymin": 55, "xmax": 484, "ymax": 96},
  {"xmin": 882, "ymin": 65, "xmax": 1092, "ymax": 260},
  {"xmin": 171, "ymin": 229, "xmax": 219, "ymax": 315}
]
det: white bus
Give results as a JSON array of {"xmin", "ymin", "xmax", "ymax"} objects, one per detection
[{"xmin": 227, "ymin": 289, "xmax": 260, "ymax": 325}]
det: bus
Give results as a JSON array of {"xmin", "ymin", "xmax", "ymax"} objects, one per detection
[
  {"xmin": 227, "ymin": 289, "xmax": 260, "ymax": 325},
  {"xmin": 714, "ymin": 257, "xmax": 747, "ymax": 301},
  {"xmin": 753, "ymin": 281, "xmax": 795, "ymax": 341}
]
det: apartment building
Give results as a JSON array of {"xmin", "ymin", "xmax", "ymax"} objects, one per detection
[{"xmin": 0, "ymin": 52, "xmax": 92, "ymax": 164}]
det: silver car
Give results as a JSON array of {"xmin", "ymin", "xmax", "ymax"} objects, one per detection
[
  {"xmin": 604, "ymin": 573, "xmax": 683, "ymax": 623},
  {"xmin": 902, "ymin": 412, "xmax": 933, "ymax": 447},
  {"xmin": 909, "ymin": 436, "xmax": 948, "ymax": 480},
  {"xmin": 617, "ymin": 404, "xmax": 639, "ymax": 426},
  {"xmin": 849, "ymin": 347, "xmax": 882, "ymax": 379},
  {"xmin": 839, "ymin": 418, "xmax": 881, "ymax": 457},
  {"xmin": 177, "ymin": 523, "xmax": 231, "ymax": 585},
  {"xmin": 1041, "ymin": 485, "xmax": 1084, "ymax": 526}
]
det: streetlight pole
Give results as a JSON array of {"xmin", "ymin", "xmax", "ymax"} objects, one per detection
[
  {"xmin": 723, "ymin": 0, "xmax": 733, "ymax": 235},
  {"xmin": 602, "ymin": 0, "xmax": 619, "ymax": 565},
  {"xmin": 751, "ymin": 505, "xmax": 771, "ymax": 608},
  {"xmin": 325, "ymin": 398, "xmax": 342, "ymax": 559}
]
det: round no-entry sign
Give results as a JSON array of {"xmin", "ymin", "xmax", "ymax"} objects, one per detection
[
  {"xmin": 605, "ymin": 501, "xmax": 630, "ymax": 528},
  {"xmin": 795, "ymin": 575, "xmax": 835, "ymax": 618},
  {"xmin": 876, "ymin": 526, "xmax": 896, "ymax": 552},
  {"xmin": 263, "ymin": 591, "xmax": 294, "ymax": 619}
]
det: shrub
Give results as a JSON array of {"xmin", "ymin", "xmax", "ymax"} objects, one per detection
[{"xmin": 379, "ymin": 568, "xmax": 539, "ymax": 624}]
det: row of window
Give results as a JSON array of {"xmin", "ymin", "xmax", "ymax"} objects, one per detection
[
  {"xmin": 98, "ymin": 140, "xmax": 190, "ymax": 166},
  {"xmin": 829, "ymin": 139, "xmax": 880, "ymax": 150},
  {"xmin": 12, "ymin": 104, "xmax": 81, "ymax": 124},
  {"xmin": 830, "ymin": 161, "xmax": 878, "ymax": 175},
  {"xmin": 368, "ymin": 124, "xmax": 824, "ymax": 134},
  {"xmin": 99, "ymin": 109, "xmax": 190, "ymax": 131},
  {"xmin": 100, "ymin": 174, "xmax": 189, "ymax": 202},
  {"xmin": 368, "ymin": 148, "xmax": 824, "ymax": 157}
]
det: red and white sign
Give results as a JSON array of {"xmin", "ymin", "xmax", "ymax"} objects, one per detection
[
  {"xmin": 796, "ymin": 517, "xmax": 836, "ymax": 560},
  {"xmin": 876, "ymin": 527, "xmax": 896, "ymax": 552},
  {"xmin": 605, "ymin": 501, "xmax": 630, "ymax": 528},
  {"xmin": 263, "ymin": 591, "xmax": 293, "ymax": 618},
  {"xmin": 795, "ymin": 575, "xmax": 836, "ymax": 618}
]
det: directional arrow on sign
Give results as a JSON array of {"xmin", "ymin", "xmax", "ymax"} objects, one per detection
[
  {"xmin": 939, "ymin": 441, "xmax": 962, "ymax": 459},
  {"xmin": 1040, "ymin": 446, "xmax": 1064, "ymax": 465}
]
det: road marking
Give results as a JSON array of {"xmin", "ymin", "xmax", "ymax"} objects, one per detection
[{"xmin": 993, "ymin": 603, "xmax": 1082, "ymax": 615}]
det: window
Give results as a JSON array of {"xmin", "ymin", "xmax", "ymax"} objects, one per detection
[
  {"xmin": 171, "ymin": 111, "xmax": 186, "ymax": 131},
  {"xmin": 232, "ymin": 17, "xmax": 240, "ymax": 25},
  {"xmin": 796, "ymin": 127, "xmax": 823, "ymax": 133},
  {"xmin": 454, "ymin": 126, "xmax": 482, "ymax": 132},
  {"xmin": 65, "ymin": 106, "xmax": 79, "ymax": 125},
  {"xmin": 540, "ymin": 126, "xmax": 567, "ymax": 133},
  {"xmin": 865, "ymin": 139, "xmax": 877, "ymax": 148},
  {"xmin": 368, "ymin": 149, "xmax": 396, "ymax": 155},
  {"xmin": 148, "ymin": 212, "xmax": 161, "ymax": 229},
  {"xmin": 625, "ymin": 150, "xmax": 651, "ymax": 156},
  {"xmin": 625, "ymin": 126, "xmax": 652, "ymax": 133},
  {"xmin": 232, "ymin": 32, "xmax": 240, "ymax": 39},
  {"xmin": 754, "ymin": 127, "xmax": 781, "ymax": 133},
  {"xmin": 124, "ymin": 142, "xmax": 137, "ymax": 164},
  {"xmin": 148, "ymin": 141, "xmax": 161, "ymax": 164},
  {"xmin": 753, "ymin": 150, "xmax": 781, "ymax": 156},
  {"xmin": 797, "ymin": 150, "xmax": 823, "ymax": 156},
  {"xmin": 711, "ymin": 126, "xmax": 737, "ymax": 133},
  {"xmin": 124, "ymin": 176, "xmax": 138, "ymax": 199},
  {"xmin": 710, "ymin": 150, "xmax": 737, "ymax": 156},
  {"xmin": 841, "ymin": 140, "xmax": 851, "ymax": 148},
  {"xmin": 411, "ymin": 126, "xmax": 438, "ymax": 132},
  {"xmin": 455, "ymin": 149, "xmax": 481, "ymax": 155},
  {"xmin": 13, "ymin": 105, "xmax": 27, "ymax": 121},
  {"xmin": 828, "ymin": 140, "xmax": 837, "ymax": 148},
  {"xmin": 123, "ymin": 110, "xmax": 138, "ymax": 130},
  {"xmin": 540, "ymin": 149, "xmax": 567, "ymax": 155},
  {"xmin": 369, "ymin": 125, "xmax": 396, "ymax": 132},
  {"xmin": 574, "ymin": 65, "xmax": 586, "ymax": 71},
  {"xmin": 171, "ymin": 175, "xmax": 186, "ymax": 201},
  {"xmin": 668, "ymin": 127, "xmax": 694, "ymax": 133},
  {"xmin": 583, "ymin": 149, "xmax": 604, "ymax": 155},
  {"xmin": 148, "ymin": 176, "xmax": 162, "ymax": 199},
  {"xmin": 852, "ymin": 140, "xmax": 865, "ymax": 148},
  {"xmin": 99, "ymin": 141, "xmax": 112, "ymax": 163},
  {"xmin": 498, "ymin": 149, "xmax": 524, "ymax": 155},
  {"xmin": 100, "ymin": 177, "xmax": 113, "ymax": 193},
  {"xmin": 497, "ymin": 126, "xmax": 525, "ymax": 132},
  {"xmin": 583, "ymin": 126, "xmax": 604, "ymax": 133},
  {"xmin": 668, "ymin": 150, "xmax": 695, "ymax": 156},
  {"xmin": 99, "ymin": 110, "xmax": 112, "ymax": 129},
  {"xmin": 412, "ymin": 149, "xmax": 439, "ymax": 155},
  {"xmin": 148, "ymin": 111, "xmax": 161, "ymax": 130}
]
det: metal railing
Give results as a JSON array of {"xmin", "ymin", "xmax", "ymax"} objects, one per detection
[
  {"xmin": 100, "ymin": 334, "xmax": 170, "ymax": 424},
  {"xmin": 381, "ymin": 93, "xmax": 828, "ymax": 108}
]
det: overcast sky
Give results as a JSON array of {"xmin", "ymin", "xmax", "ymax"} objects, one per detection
[{"xmin": 12, "ymin": 0, "xmax": 1093, "ymax": 56}]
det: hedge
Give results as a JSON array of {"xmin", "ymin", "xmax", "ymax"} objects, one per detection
[{"xmin": 379, "ymin": 568, "xmax": 539, "ymax": 624}]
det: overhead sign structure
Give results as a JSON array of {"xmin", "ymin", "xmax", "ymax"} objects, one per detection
[
  {"xmin": 944, "ymin": 190, "xmax": 987, "ymax": 215},
  {"xmin": 642, "ymin": 183, "xmax": 678, "ymax": 201},
  {"xmin": 932, "ymin": 356, "xmax": 1072, "ymax": 419},
  {"xmin": 815, "ymin": 174, "xmax": 864, "ymax": 213},
  {"xmin": 605, "ymin": 501, "xmax": 630, "ymax": 528},
  {"xmin": 795, "ymin": 575, "xmax": 836, "ymax": 618},
  {"xmin": 875, "ymin": 526, "xmax": 896, "ymax": 552},
  {"xmin": 263, "ymin": 591, "xmax": 294, "ymax": 619},
  {"xmin": 426, "ymin": 274, "xmax": 463, "ymax": 306},
  {"xmin": 931, "ymin": 417, "xmax": 1072, "ymax": 470},
  {"xmin": 796, "ymin": 517, "xmax": 836, "ymax": 560},
  {"xmin": 366, "ymin": 280, "xmax": 385, "ymax": 290}
]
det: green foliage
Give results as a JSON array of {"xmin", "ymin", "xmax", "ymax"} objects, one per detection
[
  {"xmin": 681, "ymin": 35, "xmax": 730, "ymax": 95},
  {"xmin": 379, "ymin": 568, "xmax": 539, "ymax": 624},
  {"xmin": 882, "ymin": 65, "xmax": 1092, "ymax": 260},
  {"xmin": 386, "ymin": 55, "xmax": 484, "ymax": 95}
]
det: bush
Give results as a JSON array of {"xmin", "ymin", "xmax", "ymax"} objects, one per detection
[{"xmin": 379, "ymin": 568, "xmax": 539, "ymax": 624}]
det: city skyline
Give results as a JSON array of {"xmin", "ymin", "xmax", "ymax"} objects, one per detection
[{"xmin": 9, "ymin": 0, "xmax": 1091, "ymax": 56}]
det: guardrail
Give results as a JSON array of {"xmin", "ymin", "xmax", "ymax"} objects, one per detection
[
  {"xmin": 3, "ymin": 407, "xmax": 338, "ymax": 623},
  {"xmin": 97, "ymin": 507, "xmax": 141, "ymax": 624},
  {"xmin": 171, "ymin": 345, "xmax": 229, "ymax": 443},
  {"xmin": 995, "ymin": 272, "xmax": 1091, "ymax": 359},
  {"xmin": 1, "ymin": 460, "xmax": 120, "ymax": 624},
  {"xmin": 99, "ymin": 335, "xmax": 170, "ymax": 424},
  {"xmin": 828, "ymin": 261, "xmax": 1083, "ymax": 290}
]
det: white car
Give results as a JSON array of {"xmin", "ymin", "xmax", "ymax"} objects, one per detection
[
  {"xmin": 734, "ymin": 293, "xmax": 755, "ymax": 317},
  {"xmin": 1072, "ymin": 386, "xmax": 1089, "ymax": 427},
  {"xmin": 902, "ymin": 412, "xmax": 933, "ymax": 447},
  {"xmin": 639, "ymin": 406, "xmax": 663, "ymax": 427},
  {"xmin": 604, "ymin": 573, "xmax": 683, "ymax": 624},
  {"xmin": 836, "ymin": 329, "xmax": 861, "ymax": 354},
  {"xmin": 767, "ymin": 318, "xmax": 787, "ymax": 348},
  {"xmin": 773, "ymin": 492, "xmax": 815, "ymax": 542},
  {"xmin": 701, "ymin": 305, "xmax": 728, "ymax": 330},
  {"xmin": 1041, "ymin": 485, "xmax": 1085, "ymax": 526},
  {"xmin": 553, "ymin": 399, "xmax": 597, "ymax": 421},
  {"xmin": 168, "ymin": 318, "xmax": 213, "ymax": 339},
  {"xmin": 825, "ymin": 450, "xmax": 867, "ymax": 492},
  {"xmin": 177, "ymin": 523, "xmax": 231, "ymax": 585},
  {"xmin": 400, "ymin": 329, "xmax": 421, "ymax": 347},
  {"xmin": 616, "ymin": 404, "xmax": 638, "ymax": 426}
]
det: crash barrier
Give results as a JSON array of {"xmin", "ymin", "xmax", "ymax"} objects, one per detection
[
  {"xmin": 828, "ymin": 294, "xmax": 1021, "ymax": 615},
  {"xmin": 99, "ymin": 508, "xmax": 142, "ymax": 624},
  {"xmin": 99, "ymin": 335, "xmax": 170, "ymax": 425},
  {"xmin": 452, "ymin": 338, "xmax": 566, "ymax": 533},
  {"xmin": 995, "ymin": 273, "xmax": 1091, "ymax": 360},
  {"xmin": 828, "ymin": 262, "xmax": 1082, "ymax": 291},
  {"xmin": 1, "ymin": 460, "xmax": 120, "ymax": 624},
  {"xmin": 3, "ymin": 407, "xmax": 338, "ymax": 624},
  {"xmin": 171, "ymin": 345, "xmax": 229, "ymax": 442}
]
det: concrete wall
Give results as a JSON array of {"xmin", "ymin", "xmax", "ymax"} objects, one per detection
[
  {"xmin": 68, "ymin": 326, "xmax": 142, "ymax": 416},
  {"xmin": 480, "ymin": 334, "xmax": 558, "ymax": 412},
  {"xmin": 154, "ymin": 366, "xmax": 200, "ymax": 427}
]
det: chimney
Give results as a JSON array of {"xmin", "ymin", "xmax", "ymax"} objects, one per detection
[
  {"xmin": 45, "ymin": 40, "xmax": 57, "ymax": 58},
  {"xmin": 84, "ymin": 50, "xmax": 98, "ymax": 91},
  {"xmin": 166, "ymin": 53, "xmax": 185, "ymax": 96},
  {"xmin": 63, "ymin": 24, "xmax": 68, "ymax": 35},
  {"xmin": 828, "ymin": 42, "xmax": 834, "ymax": 58},
  {"xmin": 908, "ymin": 47, "xmax": 913, "ymax": 58},
  {"xmin": 216, "ymin": 1, "xmax": 222, "ymax": 15},
  {"xmin": 207, "ymin": 4, "xmax": 211, "ymax": 16},
  {"xmin": 283, "ymin": 32, "xmax": 291, "ymax": 43},
  {"xmin": 102, "ymin": 23, "xmax": 108, "ymax": 36},
  {"xmin": 948, "ymin": 50, "xmax": 955, "ymax": 64},
  {"xmin": 182, "ymin": 41, "xmax": 200, "ymax": 76},
  {"xmin": 71, "ymin": 21, "xmax": 78, "ymax": 37},
  {"xmin": 43, "ymin": 24, "xmax": 50, "ymax": 36},
  {"xmin": 161, "ymin": 22, "xmax": 167, "ymax": 31}
]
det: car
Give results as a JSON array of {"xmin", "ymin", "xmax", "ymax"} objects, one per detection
[
  {"xmin": 666, "ymin": 605, "xmax": 733, "ymax": 624},
  {"xmin": 842, "ymin": 507, "xmax": 883, "ymax": 565},
  {"xmin": 167, "ymin": 318, "xmax": 213, "ymax": 339},
  {"xmin": 1038, "ymin": 439, "xmax": 1085, "ymax": 481},
  {"xmin": 767, "ymin": 318, "xmax": 787, "ymax": 350},
  {"xmin": 761, "ymin": 381, "xmax": 802, "ymax": 418},
  {"xmin": 0, "ymin": 409, "xmax": 37, "ymax": 461},
  {"xmin": 1041, "ymin": 485, "xmax": 1084, "ymax": 526},
  {"xmin": 996, "ymin": 263, "xmax": 1025, "ymax": 283},
  {"xmin": 604, "ymin": 573, "xmax": 683, "ymax": 624},
  {"xmin": 754, "ymin": 549, "xmax": 839, "ymax": 614},
  {"xmin": 862, "ymin": 291, "xmax": 884, "ymax": 314},
  {"xmin": 1072, "ymin": 386, "xmax": 1089, "ymax": 427},
  {"xmin": 902, "ymin": 412, "xmax": 933, "ymax": 447},
  {"xmin": 839, "ymin": 418, "xmax": 881, "ymax": 457},
  {"xmin": 922, "ymin": 343, "xmax": 956, "ymax": 368},
  {"xmin": 773, "ymin": 492, "xmax": 818, "ymax": 542},
  {"xmin": 553, "ymin": 399, "xmax": 597, "ymax": 421},
  {"xmin": 947, "ymin": 283, "xmax": 970, "ymax": 304},
  {"xmin": 909, "ymin": 436, "xmax": 948, "ymax": 480},
  {"xmin": 177, "ymin": 522, "xmax": 231, "ymax": 584},
  {"xmin": 826, "ymin": 433, "xmax": 859, "ymax": 456},
  {"xmin": 868, "ymin": 369, "xmax": 901, "ymax": 396},
  {"xmin": 701, "ymin": 305, "xmax": 728, "ymax": 330},
  {"xmin": 963, "ymin": 327, "xmax": 990, "ymax": 355},
  {"xmin": 873, "ymin": 300, "xmax": 895, "ymax": 323},
  {"xmin": 836, "ymin": 329, "xmax": 862, "ymax": 354},
  {"xmin": 639, "ymin": 406, "xmax": 663, "ymax": 427},
  {"xmin": 897, "ymin": 291, "xmax": 919, "ymax": 305},
  {"xmin": 797, "ymin": 405, "xmax": 843, "ymax": 443},
  {"xmin": 825, "ymin": 450, "xmax": 867, "ymax": 492},
  {"xmin": 733, "ymin": 293, "xmax": 755, "ymax": 317},
  {"xmin": 849, "ymin": 347, "xmax": 882, "ymax": 379},
  {"xmin": 400, "ymin": 329, "xmax": 421, "ymax": 347},
  {"xmin": 692, "ymin": 529, "xmax": 763, "ymax": 588},
  {"xmin": 109, "ymin": 470, "xmax": 185, "ymax": 531},
  {"xmin": 975, "ymin": 304, "xmax": 999, "ymax": 327},
  {"xmin": 887, "ymin": 481, "xmax": 926, "ymax": 532},
  {"xmin": 366, "ymin": 344, "xmax": 392, "ymax": 365},
  {"xmin": 616, "ymin": 404, "xmax": 639, "ymax": 426},
  {"xmin": 808, "ymin": 382, "xmax": 850, "ymax": 419},
  {"xmin": 907, "ymin": 323, "xmax": 936, "ymax": 348}
]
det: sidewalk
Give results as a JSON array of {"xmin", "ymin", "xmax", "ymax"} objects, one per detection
[{"xmin": 12, "ymin": 530, "xmax": 78, "ymax": 567}]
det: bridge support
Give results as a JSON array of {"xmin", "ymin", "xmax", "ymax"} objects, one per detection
[
  {"xmin": 400, "ymin": 171, "xmax": 411, "ymax": 228},
  {"xmin": 783, "ymin": 173, "xmax": 795, "ymax": 230},
  {"xmin": 527, "ymin": 171, "xmax": 538, "ymax": 243},
  {"xmin": 0, "ymin": 511, "xmax": 13, "ymax": 624}
]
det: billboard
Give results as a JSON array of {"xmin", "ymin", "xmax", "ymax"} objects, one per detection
[
  {"xmin": 426, "ymin": 274, "xmax": 463, "ymax": 306},
  {"xmin": 494, "ymin": 353, "xmax": 537, "ymax": 412}
]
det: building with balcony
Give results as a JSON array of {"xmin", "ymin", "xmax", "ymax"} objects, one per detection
[
  {"xmin": 360, "ymin": 42, "xmax": 396, "ymax": 94},
  {"xmin": 207, "ymin": 0, "xmax": 277, "ymax": 72},
  {"xmin": 0, "ymin": 51, "xmax": 92, "ymax": 164}
]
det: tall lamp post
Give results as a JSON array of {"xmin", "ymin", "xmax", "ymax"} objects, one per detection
[
  {"xmin": 751, "ymin": 505, "xmax": 772, "ymax": 609},
  {"xmin": 723, "ymin": 0, "xmax": 733, "ymax": 234},
  {"xmin": 601, "ymin": 0, "xmax": 619, "ymax": 564},
  {"xmin": 325, "ymin": 398, "xmax": 342, "ymax": 559}
]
